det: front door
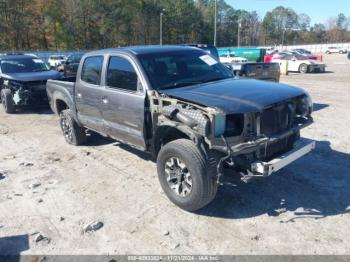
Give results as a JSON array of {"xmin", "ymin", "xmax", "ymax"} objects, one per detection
[{"xmin": 100, "ymin": 55, "xmax": 146, "ymax": 149}]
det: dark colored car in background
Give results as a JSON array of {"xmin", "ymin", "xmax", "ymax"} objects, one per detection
[
  {"xmin": 57, "ymin": 52, "xmax": 85, "ymax": 77},
  {"xmin": 348, "ymin": 52, "xmax": 350, "ymax": 60},
  {"xmin": 0, "ymin": 54, "xmax": 61, "ymax": 113}
]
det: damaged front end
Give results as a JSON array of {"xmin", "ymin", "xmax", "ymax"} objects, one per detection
[
  {"xmin": 149, "ymin": 90, "xmax": 314, "ymax": 184},
  {"xmin": 3, "ymin": 79, "xmax": 48, "ymax": 106}
]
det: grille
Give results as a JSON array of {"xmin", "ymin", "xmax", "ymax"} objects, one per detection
[
  {"xmin": 259, "ymin": 133, "xmax": 299, "ymax": 161},
  {"xmin": 260, "ymin": 103, "xmax": 294, "ymax": 136}
]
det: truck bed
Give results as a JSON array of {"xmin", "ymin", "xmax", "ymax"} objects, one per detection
[
  {"xmin": 46, "ymin": 77, "xmax": 77, "ymax": 114},
  {"xmin": 230, "ymin": 62, "xmax": 280, "ymax": 82}
]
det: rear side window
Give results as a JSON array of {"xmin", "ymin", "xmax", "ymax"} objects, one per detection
[
  {"xmin": 107, "ymin": 56, "xmax": 138, "ymax": 92},
  {"xmin": 81, "ymin": 56, "xmax": 104, "ymax": 85}
]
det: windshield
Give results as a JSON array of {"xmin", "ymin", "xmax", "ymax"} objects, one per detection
[
  {"xmin": 1, "ymin": 58, "xmax": 50, "ymax": 73},
  {"xmin": 138, "ymin": 50, "xmax": 233, "ymax": 90}
]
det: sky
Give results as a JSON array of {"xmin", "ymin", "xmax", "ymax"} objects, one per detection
[{"xmin": 226, "ymin": 0, "xmax": 350, "ymax": 24}]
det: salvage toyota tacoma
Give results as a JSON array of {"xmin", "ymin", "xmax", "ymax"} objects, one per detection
[
  {"xmin": 46, "ymin": 46, "xmax": 315, "ymax": 211},
  {"xmin": 0, "ymin": 54, "xmax": 61, "ymax": 113}
]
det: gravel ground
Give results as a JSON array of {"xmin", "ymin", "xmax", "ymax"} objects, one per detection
[{"xmin": 0, "ymin": 54, "xmax": 349, "ymax": 255}]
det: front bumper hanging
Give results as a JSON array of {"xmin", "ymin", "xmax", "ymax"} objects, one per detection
[{"xmin": 251, "ymin": 140, "xmax": 316, "ymax": 176}]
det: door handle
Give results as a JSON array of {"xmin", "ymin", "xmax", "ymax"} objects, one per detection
[
  {"xmin": 77, "ymin": 93, "xmax": 82, "ymax": 98},
  {"xmin": 102, "ymin": 97, "xmax": 109, "ymax": 104}
]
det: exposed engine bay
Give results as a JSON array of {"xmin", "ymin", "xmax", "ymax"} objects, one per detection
[{"xmin": 149, "ymin": 90, "xmax": 313, "ymax": 183}]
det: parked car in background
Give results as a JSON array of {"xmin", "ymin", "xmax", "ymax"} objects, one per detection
[
  {"xmin": 46, "ymin": 46, "xmax": 314, "ymax": 211},
  {"xmin": 272, "ymin": 52, "xmax": 326, "ymax": 73},
  {"xmin": 183, "ymin": 44, "xmax": 219, "ymax": 60},
  {"xmin": 48, "ymin": 55, "xmax": 67, "ymax": 68},
  {"xmin": 0, "ymin": 54, "xmax": 61, "ymax": 113},
  {"xmin": 325, "ymin": 47, "xmax": 348, "ymax": 54},
  {"xmin": 265, "ymin": 47, "xmax": 279, "ymax": 55},
  {"xmin": 292, "ymin": 49, "xmax": 317, "ymax": 60},
  {"xmin": 227, "ymin": 62, "xmax": 280, "ymax": 82},
  {"xmin": 57, "ymin": 53, "xmax": 85, "ymax": 77},
  {"xmin": 219, "ymin": 53, "xmax": 247, "ymax": 63}
]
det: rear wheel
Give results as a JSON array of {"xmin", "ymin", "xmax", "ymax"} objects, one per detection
[
  {"xmin": 59, "ymin": 109, "xmax": 87, "ymax": 145},
  {"xmin": 1, "ymin": 89, "xmax": 16, "ymax": 114},
  {"xmin": 157, "ymin": 139, "xmax": 218, "ymax": 212},
  {"xmin": 299, "ymin": 63, "xmax": 308, "ymax": 74}
]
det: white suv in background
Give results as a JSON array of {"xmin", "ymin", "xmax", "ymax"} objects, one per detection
[
  {"xmin": 48, "ymin": 55, "xmax": 67, "ymax": 68},
  {"xmin": 219, "ymin": 53, "xmax": 247, "ymax": 63},
  {"xmin": 325, "ymin": 47, "xmax": 348, "ymax": 54}
]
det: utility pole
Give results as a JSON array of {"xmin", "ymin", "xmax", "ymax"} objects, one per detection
[
  {"xmin": 214, "ymin": 0, "xmax": 217, "ymax": 46},
  {"xmin": 282, "ymin": 28, "xmax": 286, "ymax": 47},
  {"xmin": 237, "ymin": 21, "xmax": 241, "ymax": 48},
  {"xmin": 160, "ymin": 9, "xmax": 165, "ymax": 45}
]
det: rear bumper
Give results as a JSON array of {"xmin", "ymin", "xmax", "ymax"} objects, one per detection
[
  {"xmin": 250, "ymin": 140, "xmax": 316, "ymax": 176},
  {"xmin": 309, "ymin": 64, "xmax": 326, "ymax": 72}
]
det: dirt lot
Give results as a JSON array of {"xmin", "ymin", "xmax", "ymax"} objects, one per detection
[{"xmin": 0, "ymin": 54, "xmax": 349, "ymax": 255}]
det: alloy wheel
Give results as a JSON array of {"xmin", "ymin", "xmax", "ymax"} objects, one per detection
[
  {"xmin": 165, "ymin": 157, "xmax": 192, "ymax": 197},
  {"xmin": 60, "ymin": 114, "xmax": 73, "ymax": 143}
]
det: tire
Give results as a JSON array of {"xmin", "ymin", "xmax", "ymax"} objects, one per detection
[
  {"xmin": 1, "ymin": 89, "xmax": 16, "ymax": 114},
  {"xmin": 326, "ymin": 51, "xmax": 330, "ymax": 54},
  {"xmin": 59, "ymin": 109, "xmax": 87, "ymax": 146},
  {"xmin": 299, "ymin": 63, "xmax": 308, "ymax": 74},
  {"xmin": 157, "ymin": 139, "xmax": 218, "ymax": 212}
]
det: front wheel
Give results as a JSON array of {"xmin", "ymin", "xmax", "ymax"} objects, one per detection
[
  {"xmin": 59, "ymin": 109, "xmax": 87, "ymax": 146},
  {"xmin": 299, "ymin": 63, "xmax": 309, "ymax": 74},
  {"xmin": 157, "ymin": 139, "xmax": 218, "ymax": 212},
  {"xmin": 1, "ymin": 89, "xmax": 16, "ymax": 114}
]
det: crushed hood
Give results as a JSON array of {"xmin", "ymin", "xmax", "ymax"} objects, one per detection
[
  {"xmin": 1, "ymin": 70, "xmax": 62, "ymax": 82},
  {"xmin": 159, "ymin": 78, "xmax": 306, "ymax": 114}
]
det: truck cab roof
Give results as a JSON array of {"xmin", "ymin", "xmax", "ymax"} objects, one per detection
[
  {"xmin": 85, "ymin": 45, "xmax": 201, "ymax": 57},
  {"xmin": 0, "ymin": 54, "xmax": 36, "ymax": 61}
]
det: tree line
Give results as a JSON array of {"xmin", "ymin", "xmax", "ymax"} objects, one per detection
[{"xmin": 0, "ymin": 0, "xmax": 349, "ymax": 51}]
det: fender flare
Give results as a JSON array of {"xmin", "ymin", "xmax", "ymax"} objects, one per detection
[{"xmin": 151, "ymin": 122, "xmax": 203, "ymax": 157}]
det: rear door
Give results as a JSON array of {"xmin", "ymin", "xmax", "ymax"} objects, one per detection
[
  {"xmin": 100, "ymin": 55, "xmax": 146, "ymax": 149},
  {"xmin": 75, "ymin": 55, "xmax": 106, "ymax": 133}
]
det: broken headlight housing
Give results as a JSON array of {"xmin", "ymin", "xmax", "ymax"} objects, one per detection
[
  {"xmin": 3, "ymin": 79, "xmax": 23, "ymax": 90},
  {"xmin": 214, "ymin": 113, "xmax": 226, "ymax": 137},
  {"xmin": 296, "ymin": 93, "xmax": 313, "ymax": 117}
]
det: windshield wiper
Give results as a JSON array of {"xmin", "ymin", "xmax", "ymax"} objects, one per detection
[
  {"xmin": 160, "ymin": 77, "xmax": 229, "ymax": 90},
  {"xmin": 202, "ymin": 77, "xmax": 229, "ymax": 83}
]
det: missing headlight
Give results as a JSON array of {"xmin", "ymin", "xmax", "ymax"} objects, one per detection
[{"xmin": 224, "ymin": 114, "xmax": 244, "ymax": 137}]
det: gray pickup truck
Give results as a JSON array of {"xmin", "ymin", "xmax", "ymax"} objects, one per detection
[{"xmin": 46, "ymin": 46, "xmax": 315, "ymax": 211}]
